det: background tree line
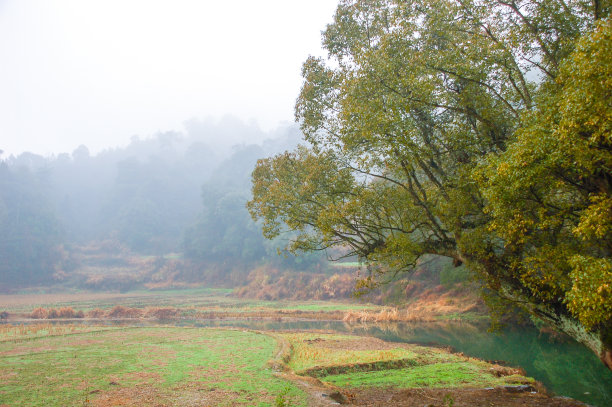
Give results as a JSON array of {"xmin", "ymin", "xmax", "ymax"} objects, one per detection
[{"xmin": 0, "ymin": 119, "xmax": 320, "ymax": 288}]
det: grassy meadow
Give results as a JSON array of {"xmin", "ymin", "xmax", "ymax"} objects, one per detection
[
  {"xmin": 0, "ymin": 322, "xmax": 539, "ymax": 407},
  {"xmin": 2, "ymin": 290, "xmax": 583, "ymax": 407},
  {"xmin": 0, "ymin": 325, "xmax": 308, "ymax": 407},
  {"xmin": 0, "ymin": 288, "xmax": 383, "ymax": 320}
]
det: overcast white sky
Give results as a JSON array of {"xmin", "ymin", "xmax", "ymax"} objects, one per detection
[{"xmin": 0, "ymin": 0, "xmax": 338, "ymax": 157}]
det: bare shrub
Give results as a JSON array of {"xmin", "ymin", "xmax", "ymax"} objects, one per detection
[
  {"xmin": 30, "ymin": 307, "xmax": 49, "ymax": 319},
  {"xmin": 87, "ymin": 308, "xmax": 106, "ymax": 318},
  {"xmin": 107, "ymin": 305, "xmax": 142, "ymax": 318},
  {"xmin": 57, "ymin": 307, "xmax": 76, "ymax": 318},
  {"xmin": 145, "ymin": 307, "xmax": 179, "ymax": 319}
]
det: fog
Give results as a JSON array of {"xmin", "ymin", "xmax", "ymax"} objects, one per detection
[
  {"xmin": 0, "ymin": 1, "xmax": 340, "ymax": 289},
  {"xmin": 0, "ymin": 119, "xmax": 327, "ymax": 289},
  {"xmin": 0, "ymin": 0, "xmax": 338, "ymax": 156}
]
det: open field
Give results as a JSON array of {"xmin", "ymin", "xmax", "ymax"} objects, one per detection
[
  {"xmin": 0, "ymin": 325, "xmax": 308, "ymax": 407},
  {"xmin": 0, "ymin": 324, "xmax": 588, "ymax": 407},
  {"xmin": 0, "ymin": 288, "xmax": 484, "ymax": 323},
  {"xmin": 0, "ymin": 288, "xmax": 382, "ymax": 313},
  {"xmin": 0, "ymin": 290, "xmax": 605, "ymax": 406},
  {"xmin": 0, "ymin": 288, "xmax": 395, "ymax": 322}
]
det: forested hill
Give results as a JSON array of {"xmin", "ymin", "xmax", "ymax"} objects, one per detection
[{"xmin": 0, "ymin": 119, "xmax": 317, "ymax": 288}]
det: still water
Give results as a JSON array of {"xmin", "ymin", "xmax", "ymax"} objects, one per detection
[{"xmin": 7, "ymin": 318, "xmax": 612, "ymax": 406}]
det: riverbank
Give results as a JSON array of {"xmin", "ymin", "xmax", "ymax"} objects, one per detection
[
  {"xmin": 274, "ymin": 331, "xmax": 590, "ymax": 406},
  {"xmin": 0, "ymin": 287, "xmax": 485, "ymax": 324},
  {"xmin": 1, "ymin": 288, "xmax": 610, "ymax": 406},
  {"xmin": 0, "ymin": 325, "xmax": 589, "ymax": 406}
]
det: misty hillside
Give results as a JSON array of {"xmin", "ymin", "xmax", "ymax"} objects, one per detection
[{"xmin": 0, "ymin": 119, "xmax": 322, "ymax": 289}]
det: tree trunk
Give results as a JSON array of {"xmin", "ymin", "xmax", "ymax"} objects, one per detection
[
  {"xmin": 601, "ymin": 348, "xmax": 612, "ymax": 371},
  {"xmin": 495, "ymin": 282, "xmax": 612, "ymax": 371}
]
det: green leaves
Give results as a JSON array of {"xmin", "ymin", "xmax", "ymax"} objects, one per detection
[
  {"xmin": 480, "ymin": 18, "xmax": 612, "ymax": 329},
  {"xmin": 250, "ymin": 0, "xmax": 612, "ymax": 365}
]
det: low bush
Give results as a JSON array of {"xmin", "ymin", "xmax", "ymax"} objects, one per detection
[
  {"xmin": 87, "ymin": 308, "xmax": 106, "ymax": 318},
  {"xmin": 145, "ymin": 307, "xmax": 179, "ymax": 319},
  {"xmin": 30, "ymin": 307, "xmax": 48, "ymax": 319},
  {"xmin": 30, "ymin": 307, "xmax": 85, "ymax": 319},
  {"xmin": 107, "ymin": 305, "xmax": 142, "ymax": 318}
]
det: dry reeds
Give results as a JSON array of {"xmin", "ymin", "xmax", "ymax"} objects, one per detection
[
  {"xmin": 87, "ymin": 308, "xmax": 106, "ymax": 318},
  {"xmin": 29, "ymin": 307, "xmax": 84, "ymax": 319},
  {"xmin": 145, "ymin": 307, "xmax": 179, "ymax": 319},
  {"xmin": 0, "ymin": 323, "xmax": 82, "ymax": 340},
  {"xmin": 106, "ymin": 305, "xmax": 142, "ymax": 318},
  {"xmin": 342, "ymin": 308, "xmax": 435, "ymax": 323},
  {"xmin": 30, "ymin": 305, "xmax": 178, "ymax": 320}
]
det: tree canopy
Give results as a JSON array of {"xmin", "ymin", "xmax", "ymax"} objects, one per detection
[
  {"xmin": 0, "ymin": 162, "xmax": 62, "ymax": 286},
  {"xmin": 248, "ymin": 0, "xmax": 612, "ymax": 368}
]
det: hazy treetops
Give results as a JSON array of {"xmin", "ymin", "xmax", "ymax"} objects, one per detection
[{"xmin": 0, "ymin": 120, "xmax": 305, "ymax": 287}]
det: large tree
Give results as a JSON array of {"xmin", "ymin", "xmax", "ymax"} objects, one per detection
[{"xmin": 248, "ymin": 0, "xmax": 612, "ymax": 368}]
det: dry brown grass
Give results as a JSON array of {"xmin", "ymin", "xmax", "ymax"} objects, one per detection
[
  {"xmin": 233, "ymin": 267, "xmax": 357, "ymax": 301},
  {"xmin": 106, "ymin": 305, "xmax": 142, "ymax": 318},
  {"xmin": 344, "ymin": 308, "xmax": 407, "ymax": 323},
  {"xmin": 343, "ymin": 307, "xmax": 440, "ymax": 323},
  {"xmin": 29, "ymin": 307, "xmax": 84, "ymax": 319},
  {"xmin": 343, "ymin": 285, "xmax": 485, "ymax": 323},
  {"xmin": 30, "ymin": 307, "xmax": 48, "ymax": 319},
  {"xmin": 0, "ymin": 323, "xmax": 89, "ymax": 341},
  {"xmin": 144, "ymin": 307, "xmax": 179, "ymax": 319},
  {"xmin": 87, "ymin": 308, "xmax": 106, "ymax": 318}
]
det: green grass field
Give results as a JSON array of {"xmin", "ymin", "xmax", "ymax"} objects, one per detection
[
  {"xmin": 0, "ymin": 324, "xmax": 540, "ymax": 407},
  {"xmin": 0, "ymin": 291, "xmax": 540, "ymax": 407},
  {"xmin": 0, "ymin": 325, "xmax": 308, "ymax": 407}
]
